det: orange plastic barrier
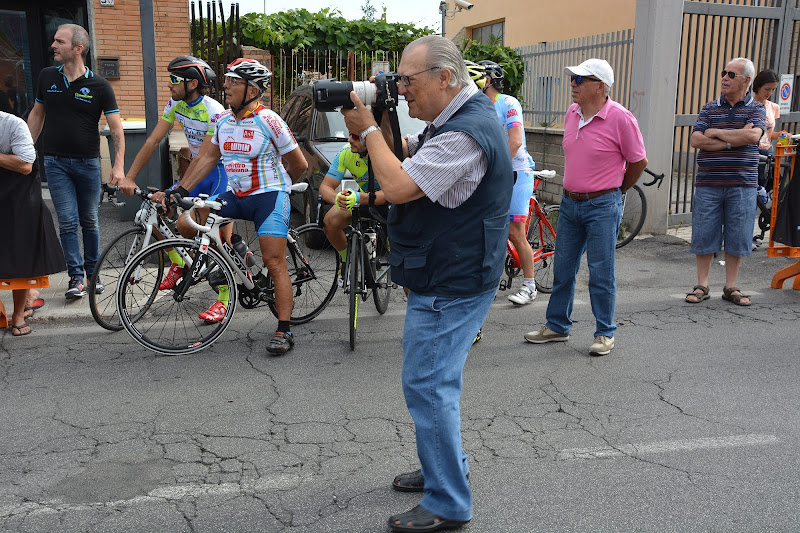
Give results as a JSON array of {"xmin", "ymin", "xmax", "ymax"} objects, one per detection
[
  {"xmin": 767, "ymin": 144, "xmax": 800, "ymax": 289},
  {"xmin": 0, "ymin": 277, "xmax": 50, "ymax": 327},
  {"xmin": 0, "ymin": 276, "xmax": 50, "ymax": 291}
]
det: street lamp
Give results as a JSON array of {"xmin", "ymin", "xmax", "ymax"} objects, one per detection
[{"xmin": 439, "ymin": 0, "xmax": 474, "ymax": 37}]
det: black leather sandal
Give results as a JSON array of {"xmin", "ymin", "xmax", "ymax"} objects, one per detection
[
  {"xmin": 388, "ymin": 505, "xmax": 469, "ymax": 532},
  {"xmin": 392, "ymin": 469, "xmax": 425, "ymax": 492},
  {"xmin": 391, "ymin": 469, "xmax": 469, "ymax": 492}
]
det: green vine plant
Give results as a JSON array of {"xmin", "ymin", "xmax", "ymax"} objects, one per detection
[
  {"xmin": 238, "ymin": 9, "xmax": 434, "ymax": 54},
  {"xmin": 460, "ymin": 37, "xmax": 525, "ymax": 102}
]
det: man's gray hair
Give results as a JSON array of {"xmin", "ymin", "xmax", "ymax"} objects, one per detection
[
  {"xmin": 59, "ymin": 23, "xmax": 90, "ymax": 61},
  {"xmin": 405, "ymin": 35, "xmax": 471, "ymax": 89},
  {"xmin": 731, "ymin": 57, "xmax": 755, "ymax": 91}
]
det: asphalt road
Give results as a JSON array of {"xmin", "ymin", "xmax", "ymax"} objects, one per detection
[{"xmin": 1, "ymin": 203, "xmax": 799, "ymax": 532}]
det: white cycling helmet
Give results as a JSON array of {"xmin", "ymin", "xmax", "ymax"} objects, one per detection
[{"xmin": 226, "ymin": 58, "xmax": 272, "ymax": 92}]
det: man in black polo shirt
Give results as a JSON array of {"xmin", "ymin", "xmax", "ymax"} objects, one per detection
[{"xmin": 28, "ymin": 23, "xmax": 125, "ymax": 299}]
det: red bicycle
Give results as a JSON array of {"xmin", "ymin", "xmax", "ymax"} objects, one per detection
[{"xmin": 501, "ymin": 169, "xmax": 559, "ymax": 293}]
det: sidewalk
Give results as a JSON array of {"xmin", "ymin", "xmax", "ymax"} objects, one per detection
[{"xmin": 0, "ymin": 272, "xmax": 94, "ymax": 324}]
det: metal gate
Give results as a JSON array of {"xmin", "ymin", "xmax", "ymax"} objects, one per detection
[{"xmin": 672, "ymin": 0, "xmax": 800, "ymax": 224}]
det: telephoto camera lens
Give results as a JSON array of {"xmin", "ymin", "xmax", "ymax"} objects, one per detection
[{"xmin": 313, "ymin": 79, "xmax": 377, "ymax": 111}]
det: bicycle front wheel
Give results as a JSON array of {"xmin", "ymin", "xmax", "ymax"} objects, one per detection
[
  {"xmin": 269, "ymin": 224, "xmax": 339, "ymax": 324},
  {"xmin": 529, "ymin": 205, "xmax": 558, "ymax": 294},
  {"xmin": 372, "ymin": 228, "xmax": 391, "ymax": 315},
  {"xmin": 348, "ymin": 236, "xmax": 361, "ymax": 351},
  {"xmin": 617, "ymin": 185, "xmax": 647, "ymax": 249},
  {"xmin": 117, "ymin": 239, "xmax": 237, "ymax": 355},
  {"xmin": 90, "ymin": 226, "xmax": 152, "ymax": 331}
]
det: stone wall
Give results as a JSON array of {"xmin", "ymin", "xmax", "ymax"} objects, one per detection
[{"xmin": 525, "ymin": 126, "xmax": 564, "ymax": 204}]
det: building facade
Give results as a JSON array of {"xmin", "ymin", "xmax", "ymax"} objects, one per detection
[
  {"xmin": 0, "ymin": 0, "xmax": 189, "ymax": 121},
  {"xmin": 443, "ymin": 0, "xmax": 636, "ymax": 48}
]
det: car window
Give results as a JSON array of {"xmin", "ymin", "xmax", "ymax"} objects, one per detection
[{"xmin": 314, "ymin": 111, "xmax": 348, "ymax": 140}]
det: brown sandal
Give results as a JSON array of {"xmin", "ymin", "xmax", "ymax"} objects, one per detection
[
  {"xmin": 722, "ymin": 286, "xmax": 751, "ymax": 306},
  {"xmin": 685, "ymin": 285, "xmax": 710, "ymax": 303}
]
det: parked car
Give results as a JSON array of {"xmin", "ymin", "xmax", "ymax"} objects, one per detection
[{"xmin": 279, "ymin": 82, "xmax": 426, "ymax": 227}]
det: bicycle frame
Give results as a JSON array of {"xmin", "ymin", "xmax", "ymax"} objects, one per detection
[
  {"xmin": 342, "ymin": 207, "xmax": 390, "ymax": 297},
  {"xmin": 178, "ymin": 200, "xmax": 259, "ymax": 292},
  {"xmin": 506, "ymin": 173, "xmax": 556, "ymax": 269}
]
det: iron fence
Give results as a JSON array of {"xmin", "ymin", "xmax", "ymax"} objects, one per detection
[
  {"xmin": 515, "ymin": 29, "xmax": 634, "ymax": 127},
  {"xmin": 190, "ymin": 1, "xmax": 241, "ymax": 101}
]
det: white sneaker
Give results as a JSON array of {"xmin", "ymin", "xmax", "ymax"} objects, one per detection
[
  {"xmin": 508, "ymin": 285, "xmax": 537, "ymax": 305},
  {"xmin": 589, "ymin": 336, "xmax": 614, "ymax": 356}
]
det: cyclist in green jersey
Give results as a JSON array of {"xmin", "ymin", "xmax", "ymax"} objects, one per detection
[{"xmin": 319, "ymin": 133, "xmax": 387, "ymax": 269}]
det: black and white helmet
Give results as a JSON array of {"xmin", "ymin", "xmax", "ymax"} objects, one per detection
[
  {"xmin": 226, "ymin": 58, "xmax": 272, "ymax": 92},
  {"xmin": 477, "ymin": 60, "xmax": 504, "ymax": 89},
  {"xmin": 167, "ymin": 56, "xmax": 216, "ymax": 86}
]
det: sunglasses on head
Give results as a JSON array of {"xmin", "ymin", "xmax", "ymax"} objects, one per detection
[
  {"xmin": 571, "ymin": 75, "xmax": 602, "ymax": 85},
  {"xmin": 721, "ymin": 70, "xmax": 741, "ymax": 79},
  {"xmin": 169, "ymin": 74, "xmax": 185, "ymax": 85}
]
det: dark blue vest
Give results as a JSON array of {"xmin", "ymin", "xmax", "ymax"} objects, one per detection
[{"xmin": 388, "ymin": 92, "xmax": 513, "ymax": 297}]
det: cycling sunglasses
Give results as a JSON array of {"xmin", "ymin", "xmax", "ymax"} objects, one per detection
[
  {"xmin": 721, "ymin": 70, "xmax": 742, "ymax": 79},
  {"xmin": 571, "ymin": 75, "xmax": 602, "ymax": 85},
  {"xmin": 169, "ymin": 74, "xmax": 185, "ymax": 85}
]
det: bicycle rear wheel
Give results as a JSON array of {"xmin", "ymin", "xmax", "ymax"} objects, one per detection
[
  {"xmin": 90, "ymin": 226, "xmax": 152, "ymax": 331},
  {"xmin": 617, "ymin": 185, "xmax": 646, "ymax": 248},
  {"xmin": 348, "ymin": 236, "xmax": 361, "ymax": 351},
  {"xmin": 529, "ymin": 205, "xmax": 558, "ymax": 293},
  {"xmin": 117, "ymin": 239, "xmax": 237, "ymax": 355},
  {"xmin": 268, "ymin": 224, "xmax": 339, "ymax": 324},
  {"xmin": 372, "ymin": 227, "xmax": 391, "ymax": 315}
]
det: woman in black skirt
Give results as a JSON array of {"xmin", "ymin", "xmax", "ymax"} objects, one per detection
[{"xmin": 0, "ymin": 111, "xmax": 65, "ymax": 336}]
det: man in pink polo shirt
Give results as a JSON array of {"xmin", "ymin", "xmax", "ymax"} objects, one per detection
[{"xmin": 524, "ymin": 58, "xmax": 647, "ymax": 356}]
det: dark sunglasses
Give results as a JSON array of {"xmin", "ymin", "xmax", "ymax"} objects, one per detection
[
  {"xmin": 571, "ymin": 75, "xmax": 602, "ymax": 85},
  {"xmin": 721, "ymin": 70, "xmax": 741, "ymax": 79},
  {"xmin": 169, "ymin": 74, "xmax": 185, "ymax": 85}
]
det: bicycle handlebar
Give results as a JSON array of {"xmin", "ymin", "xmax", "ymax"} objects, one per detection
[{"xmin": 642, "ymin": 167, "xmax": 664, "ymax": 189}]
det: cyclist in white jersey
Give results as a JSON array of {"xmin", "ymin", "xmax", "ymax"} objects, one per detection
[
  {"xmin": 120, "ymin": 56, "xmax": 232, "ymax": 322},
  {"xmin": 473, "ymin": 60, "xmax": 538, "ymax": 306},
  {"xmin": 169, "ymin": 58, "xmax": 308, "ymax": 355}
]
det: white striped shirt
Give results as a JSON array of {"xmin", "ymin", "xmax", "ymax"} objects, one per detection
[{"xmin": 402, "ymin": 84, "xmax": 488, "ymax": 208}]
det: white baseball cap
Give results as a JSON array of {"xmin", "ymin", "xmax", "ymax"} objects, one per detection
[{"xmin": 564, "ymin": 58, "xmax": 614, "ymax": 87}]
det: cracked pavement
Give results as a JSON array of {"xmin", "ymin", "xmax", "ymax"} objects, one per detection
[{"xmin": 1, "ymin": 235, "xmax": 799, "ymax": 532}]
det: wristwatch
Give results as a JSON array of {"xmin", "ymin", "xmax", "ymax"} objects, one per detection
[
  {"xmin": 726, "ymin": 142, "xmax": 731, "ymax": 150},
  {"xmin": 360, "ymin": 125, "xmax": 380, "ymax": 145}
]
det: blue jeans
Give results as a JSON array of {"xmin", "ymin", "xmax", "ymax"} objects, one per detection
[
  {"xmin": 545, "ymin": 190, "xmax": 623, "ymax": 338},
  {"xmin": 44, "ymin": 156, "xmax": 102, "ymax": 278},
  {"xmin": 402, "ymin": 289, "xmax": 496, "ymax": 522}
]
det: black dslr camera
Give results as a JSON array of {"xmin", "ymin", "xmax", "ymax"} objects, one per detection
[{"xmin": 312, "ymin": 73, "xmax": 401, "ymax": 112}]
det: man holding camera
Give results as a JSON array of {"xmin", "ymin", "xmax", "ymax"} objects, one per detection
[{"xmin": 343, "ymin": 35, "xmax": 513, "ymax": 532}]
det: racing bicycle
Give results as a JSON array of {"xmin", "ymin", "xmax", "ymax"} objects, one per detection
[
  {"xmin": 116, "ymin": 185, "xmax": 339, "ymax": 355},
  {"xmin": 340, "ymin": 203, "xmax": 392, "ymax": 351},
  {"xmin": 616, "ymin": 167, "xmax": 665, "ymax": 249},
  {"xmin": 502, "ymin": 169, "xmax": 559, "ymax": 294},
  {"xmin": 90, "ymin": 184, "xmax": 269, "ymax": 331}
]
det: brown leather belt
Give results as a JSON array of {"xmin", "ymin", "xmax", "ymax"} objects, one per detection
[{"xmin": 563, "ymin": 187, "xmax": 620, "ymax": 201}]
